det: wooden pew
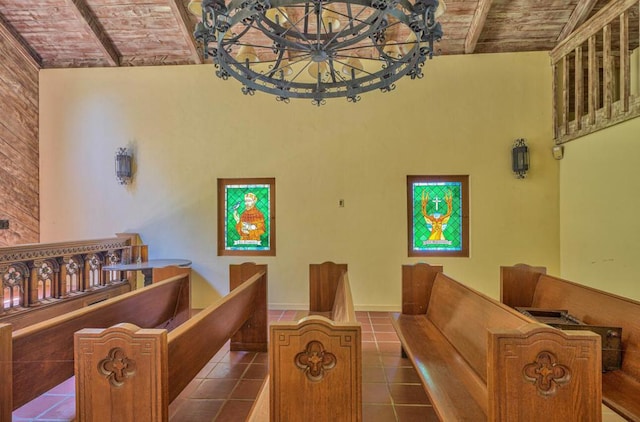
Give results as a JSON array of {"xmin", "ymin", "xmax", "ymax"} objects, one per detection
[
  {"xmin": 249, "ymin": 262, "xmax": 362, "ymax": 422},
  {"xmin": 501, "ymin": 264, "xmax": 640, "ymax": 421},
  {"xmin": 74, "ymin": 263, "xmax": 267, "ymax": 421},
  {"xmin": 393, "ymin": 263, "xmax": 602, "ymax": 421},
  {"xmin": 1, "ymin": 272, "xmax": 190, "ymax": 421}
]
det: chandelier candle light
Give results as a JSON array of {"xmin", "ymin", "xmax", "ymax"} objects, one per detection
[{"xmin": 188, "ymin": 0, "xmax": 444, "ymax": 105}]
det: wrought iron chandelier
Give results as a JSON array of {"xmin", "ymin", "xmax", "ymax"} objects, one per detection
[{"xmin": 188, "ymin": 0, "xmax": 444, "ymax": 105}]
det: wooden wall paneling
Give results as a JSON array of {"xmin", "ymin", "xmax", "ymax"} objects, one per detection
[{"xmin": 0, "ymin": 17, "xmax": 39, "ymax": 247}]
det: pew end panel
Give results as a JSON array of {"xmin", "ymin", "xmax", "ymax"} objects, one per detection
[
  {"xmin": 488, "ymin": 323, "xmax": 602, "ymax": 422},
  {"xmin": 500, "ymin": 264, "xmax": 546, "ymax": 308},
  {"xmin": 269, "ymin": 316, "xmax": 362, "ymax": 422},
  {"xmin": 74, "ymin": 323, "xmax": 169, "ymax": 422},
  {"xmin": 229, "ymin": 263, "xmax": 268, "ymax": 352},
  {"xmin": 401, "ymin": 263, "xmax": 443, "ymax": 315},
  {"xmin": 0, "ymin": 323, "xmax": 11, "ymax": 422},
  {"xmin": 309, "ymin": 262, "xmax": 348, "ymax": 313}
]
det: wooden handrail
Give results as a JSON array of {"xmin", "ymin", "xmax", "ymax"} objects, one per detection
[{"xmin": 549, "ymin": 0, "xmax": 640, "ymax": 143}]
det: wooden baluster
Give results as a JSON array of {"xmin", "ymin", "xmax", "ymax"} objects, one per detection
[
  {"xmin": 28, "ymin": 262, "xmax": 38, "ymax": 305},
  {"xmin": 603, "ymin": 23, "xmax": 613, "ymax": 119},
  {"xmin": 575, "ymin": 46, "xmax": 584, "ymax": 130},
  {"xmin": 0, "ymin": 323, "xmax": 11, "ymax": 422},
  {"xmin": 562, "ymin": 55, "xmax": 570, "ymax": 135},
  {"xmin": 588, "ymin": 35, "xmax": 598, "ymax": 125},
  {"xmin": 58, "ymin": 256, "xmax": 69, "ymax": 298},
  {"xmin": 620, "ymin": 11, "xmax": 630, "ymax": 112},
  {"xmin": 552, "ymin": 62, "xmax": 559, "ymax": 140}
]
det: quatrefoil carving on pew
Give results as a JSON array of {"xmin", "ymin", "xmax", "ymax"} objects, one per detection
[
  {"xmin": 98, "ymin": 347, "xmax": 136, "ymax": 387},
  {"xmin": 295, "ymin": 341, "xmax": 336, "ymax": 382},
  {"xmin": 523, "ymin": 351, "xmax": 570, "ymax": 396}
]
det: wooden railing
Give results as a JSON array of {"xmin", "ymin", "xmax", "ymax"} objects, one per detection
[
  {"xmin": 551, "ymin": 0, "xmax": 640, "ymax": 143},
  {"xmin": 0, "ymin": 234, "xmax": 145, "ymax": 330}
]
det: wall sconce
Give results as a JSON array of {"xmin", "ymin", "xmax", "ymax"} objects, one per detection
[
  {"xmin": 512, "ymin": 138, "xmax": 529, "ymax": 179},
  {"xmin": 115, "ymin": 148, "xmax": 133, "ymax": 185}
]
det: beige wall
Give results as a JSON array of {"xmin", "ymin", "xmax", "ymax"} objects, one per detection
[
  {"xmin": 39, "ymin": 51, "xmax": 559, "ymax": 309},
  {"xmin": 560, "ymin": 117, "xmax": 640, "ymax": 301}
]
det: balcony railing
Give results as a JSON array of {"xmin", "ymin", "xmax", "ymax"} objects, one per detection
[
  {"xmin": 0, "ymin": 234, "xmax": 143, "ymax": 316},
  {"xmin": 551, "ymin": 0, "xmax": 640, "ymax": 143}
]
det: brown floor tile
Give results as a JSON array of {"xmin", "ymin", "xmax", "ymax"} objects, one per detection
[
  {"xmin": 385, "ymin": 367, "xmax": 421, "ymax": 384},
  {"xmin": 395, "ymin": 405, "xmax": 439, "ymax": 422},
  {"xmin": 363, "ymin": 366, "xmax": 387, "ymax": 383},
  {"xmin": 378, "ymin": 342, "xmax": 402, "ymax": 355},
  {"xmin": 214, "ymin": 400, "xmax": 255, "ymax": 422},
  {"xmin": 208, "ymin": 362, "xmax": 249, "ymax": 379},
  {"xmin": 361, "ymin": 323, "xmax": 374, "ymax": 332},
  {"xmin": 230, "ymin": 379, "xmax": 265, "ymax": 399},
  {"xmin": 363, "ymin": 383, "xmax": 392, "ymax": 404},
  {"xmin": 253, "ymin": 352, "xmax": 268, "ymax": 364},
  {"xmin": 362, "ymin": 332, "xmax": 376, "ymax": 342},
  {"xmin": 369, "ymin": 311, "xmax": 393, "ymax": 317},
  {"xmin": 375, "ymin": 332, "xmax": 400, "ymax": 342},
  {"xmin": 220, "ymin": 351, "xmax": 256, "ymax": 364},
  {"xmin": 243, "ymin": 363, "xmax": 268, "ymax": 379},
  {"xmin": 169, "ymin": 399, "xmax": 224, "ymax": 422},
  {"xmin": 176, "ymin": 377, "xmax": 203, "ymax": 399},
  {"xmin": 362, "ymin": 341, "xmax": 378, "ymax": 352},
  {"xmin": 192, "ymin": 379, "xmax": 239, "ymax": 399},
  {"xmin": 195, "ymin": 362, "xmax": 217, "ymax": 378},
  {"xmin": 389, "ymin": 384, "xmax": 430, "ymax": 405},
  {"xmin": 363, "ymin": 404, "xmax": 397, "ymax": 422},
  {"xmin": 372, "ymin": 323, "xmax": 396, "ymax": 332},
  {"xmin": 362, "ymin": 351, "xmax": 383, "ymax": 367},
  {"xmin": 382, "ymin": 355, "xmax": 413, "ymax": 368}
]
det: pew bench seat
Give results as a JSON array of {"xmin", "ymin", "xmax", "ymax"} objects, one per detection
[{"xmin": 392, "ymin": 314, "xmax": 487, "ymax": 419}]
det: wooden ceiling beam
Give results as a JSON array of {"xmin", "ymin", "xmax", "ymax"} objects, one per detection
[
  {"xmin": 0, "ymin": 14, "xmax": 42, "ymax": 70},
  {"xmin": 68, "ymin": 0, "xmax": 120, "ymax": 66},
  {"xmin": 464, "ymin": 0, "xmax": 493, "ymax": 54},
  {"xmin": 557, "ymin": 0, "xmax": 599, "ymax": 42},
  {"xmin": 168, "ymin": 0, "xmax": 203, "ymax": 64}
]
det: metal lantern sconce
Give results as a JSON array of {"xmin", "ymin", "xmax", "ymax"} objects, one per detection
[
  {"xmin": 512, "ymin": 138, "xmax": 529, "ymax": 179},
  {"xmin": 115, "ymin": 148, "xmax": 133, "ymax": 185}
]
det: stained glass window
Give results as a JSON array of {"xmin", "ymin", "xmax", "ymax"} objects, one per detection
[
  {"xmin": 407, "ymin": 175, "xmax": 469, "ymax": 257},
  {"xmin": 218, "ymin": 178, "xmax": 276, "ymax": 256}
]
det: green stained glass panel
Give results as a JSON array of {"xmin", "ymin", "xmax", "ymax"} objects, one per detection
[
  {"xmin": 224, "ymin": 184, "xmax": 271, "ymax": 251},
  {"xmin": 412, "ymin": 181, "xmax": 463, "ymax": 252}
]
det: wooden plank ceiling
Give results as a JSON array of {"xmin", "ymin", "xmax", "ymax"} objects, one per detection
[{"xmin": 0, "ymin": 0, "xmax": 612, "ymax": 69}]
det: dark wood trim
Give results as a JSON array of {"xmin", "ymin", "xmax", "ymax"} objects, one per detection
[
  {"xmin": 464, "ymin": 0, "xmax": 493, "ymax": 54},
  {"xmin": 0, "ymin": 15, "xmax": 41, "ymax": 69},
  {"xmin": 68, "ymin": 0, "xmax": 120, "ymax": 66},
  {"xmin": 557, "ymin": 0, "xmax": 599, "ymax": 42},
  {"xmin": 168, "ymin": 0, "xmax": 204, "ymax": 64}
]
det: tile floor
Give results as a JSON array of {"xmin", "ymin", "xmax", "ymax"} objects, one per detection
[{"xmin": 13, "ymin": 310, "xmax": 436, "ymax": 421}]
